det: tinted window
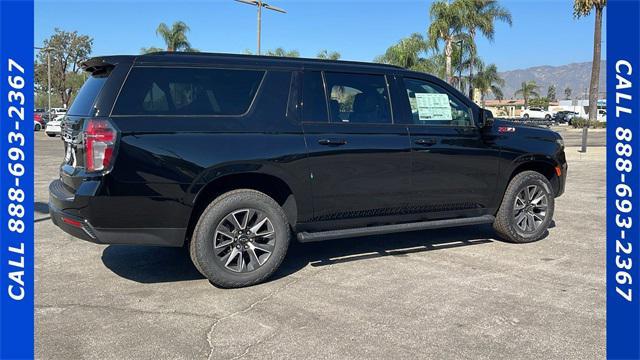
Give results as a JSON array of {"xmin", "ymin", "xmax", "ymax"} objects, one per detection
[
  {"xmin": 113, "ymin": 67, "xmax": 264, "ymax": 116},
  {"xmin": 302, "ymin": 71, "xmax": 328, "ymax": 122},
  {"xmin": 324, "ymin": 72, "xmax": 392, "ymax": 124},
  {"xmin": 403, "ymin": 78, "xmax": 472, "ymax": 126},
  {"xmin": 67, "ymin": 74, "xmax": 109, "ymax": 116}
]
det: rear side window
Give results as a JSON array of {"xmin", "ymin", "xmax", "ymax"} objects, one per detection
[
  {"xmin": 67, "ymin": 73, "xmax": 109, "ymax": 116},
  {"xmin": 324, "ymin": 72, "xmax": 392, "ymax": 124},
  {"xmin": 112, "ymin": 67, "xmax": 264, "ymax": 116}
]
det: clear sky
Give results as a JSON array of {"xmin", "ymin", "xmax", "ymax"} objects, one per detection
[{"xmin": 34, "ymin": 0, "xmax": 605, "ymax": 72}]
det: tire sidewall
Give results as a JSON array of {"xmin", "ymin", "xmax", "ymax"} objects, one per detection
[
  {"xmin": 193, "ymin": 190, "xmax": 289, "ymax": 287},
  {"xmin": 498, "ymin": 172, "xmax": 555, "ymax": 243}
]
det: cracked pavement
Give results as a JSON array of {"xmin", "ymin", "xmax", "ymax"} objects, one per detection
[{"xmin": 35, "ymin": 131, "xmax": 605, "ymax": 359}]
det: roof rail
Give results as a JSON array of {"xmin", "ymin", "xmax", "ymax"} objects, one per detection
[{"xmin": 139, "ymin": 51, "xmax": 404, "ymax": 70}]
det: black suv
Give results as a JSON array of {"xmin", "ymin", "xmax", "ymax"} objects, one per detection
[{"xmin": 49, "ymin": 53, "xmax": 567, "ymax": 288}]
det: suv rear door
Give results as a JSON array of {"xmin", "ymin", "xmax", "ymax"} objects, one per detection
[
  {"xmin": 300, "ymin": 70, "xmax": 412, "ymax": 228},
  {"xmin": 60, "ymin": 58, "xmax": 132, "ymax": 191},
  {"xmin": 398, "ymin": 76, "xmax": 500, "ymax": 217}
]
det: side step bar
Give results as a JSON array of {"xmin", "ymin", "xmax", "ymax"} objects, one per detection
[{"xmin": 296, "ymin": 215, "xmax": 495, "ymax": 243}]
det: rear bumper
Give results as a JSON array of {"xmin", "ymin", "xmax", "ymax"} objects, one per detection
[{"xmin": 49, "ymin": 179, "xmax": 186, "ymax": 247}]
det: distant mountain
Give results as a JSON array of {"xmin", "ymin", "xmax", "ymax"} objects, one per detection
[{"xmin": 497, "ymin": 61, "xmax": 606, "ymax": 100}]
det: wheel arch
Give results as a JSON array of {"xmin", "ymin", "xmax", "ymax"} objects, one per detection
[
  {"xmin": 508, "ymin": 156, "xmax": 560, "ymax": 195},
  {"xmin": 186, "ymin": 171, "xmax": 299, "ymax": 241}
]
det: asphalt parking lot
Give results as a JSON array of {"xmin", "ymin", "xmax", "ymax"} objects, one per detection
[{"xmin": 35, "ymin": 129, "xmax": 605, "ymax": 359}]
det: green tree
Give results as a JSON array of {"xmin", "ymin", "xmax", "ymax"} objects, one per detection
[
  {"xmin": 514, "ymin": 81, "xmax": 539, "ymax": 108},
  {"xmin": 427, "ymin": 0, "xmax": 466, "ymax": 84},
  {"xmin": 317, "ymin": 50, "xmax": 341, "ymax": 60},
  {"xmin": 528, "ymin": 97, "xmax": 550, "ymax": 109},
  {"xmin": 375, "ymin": 33, "xmax": 435, "ymax": 73},
  {"xmin": 140, "ymin": 46, "xmax": 164, "ymax": 54},
  {"xmin": 546, "ymin": 85, "xmax": 557, "ymax": 101},
  {"xmin": 564, "ymin": 87, "xmax": 572, "ymax": 100},
  {"xmin": 473, "ymin": 63, "xmax": 504, "ymax": 106},
  {"xmin": 245, "ymin": 48, "xmax": 300, "ymax": 57},
  {"xmin": 264, "ymin": 47, "xmax": 300, "ymax": 57},
  {"xmin": 155, "ymin": 21, "xmax": 194, "ymax": 52},
  {"xmin": 574, "ymin": 0, "xmax": 606, "ymax": 151},
  {"xmin": 35, "ymin": 29, "xmax": 93, "ymax": 108},
  {"xmin": 460, "ymin": 0, "xmax": 512, "ymax": 98}
]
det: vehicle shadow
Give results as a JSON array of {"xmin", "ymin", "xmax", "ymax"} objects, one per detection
[
  {"xmin": 34, "ymin": 202, "xmax": 52, "ymax": 223},
  {"xmin": 101, "ymin": 223, "xmax": 517, "ymax": 285}
]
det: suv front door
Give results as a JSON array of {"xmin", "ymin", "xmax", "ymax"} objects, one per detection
[
  {"xmin": 399, "ymin": 76, "xmax": 500, "ymax": 218},
  {"xmin": 300, "ymin": 71, "xmax": 411, "ymax": 229}
]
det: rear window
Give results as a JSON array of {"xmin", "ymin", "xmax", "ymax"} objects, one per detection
[
  {"xmin": 112, "ymin": 67, "xmax": 265, "ymax": 116},
  {"xmin": 67, "ymin": 74, "xmax": 109, "ymax": 116}
]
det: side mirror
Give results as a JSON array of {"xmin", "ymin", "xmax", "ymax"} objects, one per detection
[{"xmin": 481, "ymin": 109, "xmax": 494, "ymax": 127}]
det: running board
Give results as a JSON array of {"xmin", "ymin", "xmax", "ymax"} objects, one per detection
[{"xmin": 296, "ymin": 215, "xmax": 495, "ymax": 243}]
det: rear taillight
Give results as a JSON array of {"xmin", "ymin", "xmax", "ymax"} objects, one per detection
[{"xmin": 84, "ymin": 118, "xmax": 117, "ymax": 172}]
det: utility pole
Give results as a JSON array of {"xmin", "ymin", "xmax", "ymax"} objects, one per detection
[
  {"xmin": 234, "ymin": 0, "xmax": 286, "ymax": 55},
  {"xmin": 581, "ymin": 86, "xmax": 588, "ymax": 152}
]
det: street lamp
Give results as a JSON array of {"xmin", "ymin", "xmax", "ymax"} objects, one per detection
[
  {"xmin": 34, "ymin": 46, "xmax": 52, "ymax": 118},
  {"xmin": 234, "ymin": 0, "xmax": 286, "ymax": 55}
]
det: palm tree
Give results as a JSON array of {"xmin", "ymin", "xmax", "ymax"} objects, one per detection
[
  {"xmin": 564, "ymin": 87, "xmax": 572, "ymax": 100},
  {"xmin": 427, "ymin": 0, "xmax": 466, "ymax": 84},
  {"xmin": 450, "ymin": 37, "xmax": 477, "ymax": 93},
  {"xmin": 473, "ymin": 62, "xmax": 504, "ymax": 107},
  {"xmin": 574, "ymin": 0, "xmax": 606, "ymax": 152},
  {"xmin": 460, "ymin": 0, "xmax": 512, "ymax": 98},
  {"xmin": 514, "ymin": 81, "xmax": 539, "ymax": 109},
  {"xmin": 375, "ymin": 33, "xmax": 435, "ymax": 73},
  {"xmin": 317, "ymin": 50, "xmax": 341, "ymax": 60},
  {"xmin": 546, "ymin": 85, "xmax": 557, "ymax": 101},
  {"xmin": 156, "ymin": 21, "xmax": 193, "ymax": 52}
]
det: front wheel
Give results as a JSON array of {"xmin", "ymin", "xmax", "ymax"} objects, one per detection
[
  {"xmin": 545, "ymin": 114, "xmax": 551, "ymax": 120},
  {"xmin": 493, "ymin": 171, "xmax": 555, "ymax": 243},
  {"xmin": 523, "ymin": 114, "xmax": 530, "ymax": 120},
  {"xmin": 190, "ymin": 189, "xmax": 290, "ymax": 288}
]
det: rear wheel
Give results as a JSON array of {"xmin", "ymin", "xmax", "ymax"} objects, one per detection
[
  {"xmin": 35, "ymin": 124, "xmax": 42, "ymax": 131},
  {"xmin": 190, "ymin": 189, "xmax": 290, "ymax": 288},
  {"xmin": 493, "ymin": 171, "xmax": 555, "ymax": 243}
]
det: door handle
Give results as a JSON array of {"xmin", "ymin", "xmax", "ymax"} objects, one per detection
[
  {"xmin": 318, "ymin": 139, "xmax": 347, "ymax": 146},
  {"xmin": 414, "ymin": 138, "xmax": 437, "ymax": 146}
]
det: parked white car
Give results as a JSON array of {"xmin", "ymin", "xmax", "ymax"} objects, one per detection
[
  {"xmin": 521, "ymin": 107, "xmax": 553, "ymax": 120},
  {"xmin": 50, "ymin": 107, "xmax": 67, "ymax": 116},
  {"xmin": 45, "ymin": 119, "xmax": 62, "ymax": 137}
]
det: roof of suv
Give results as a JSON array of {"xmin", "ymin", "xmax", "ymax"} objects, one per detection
[{"xmin": 82, "ymin": 51, "xmax": 404, "ymax": 73}]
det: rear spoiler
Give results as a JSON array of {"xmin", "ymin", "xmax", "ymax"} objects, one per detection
[{"xmin": 81, "ymin": 56, "xmax": 135, "ymax": 74}]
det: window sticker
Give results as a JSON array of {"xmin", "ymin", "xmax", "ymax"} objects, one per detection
[{"xmin": 415, "ymin": 93, "xmax": 453, "ymax": 121}]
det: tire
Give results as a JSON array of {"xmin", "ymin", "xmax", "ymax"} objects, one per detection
[
  {"xmin": 190, "ymin": 189, "xmax": 290, "ymax": 288},
  {"xmin": 46, "ymin": 133, "xmax": 56, "ymax": 137},
  {"xmin": 523, "ymin": 114, "xmax": 529, "ymax": 120},
  {"xmin": 35, "ymin": 124, "xmax": 41, "ymax": 131},
  {"xmin": 545, "ymin": 114, "xmax": 551, "ymax": 120},
  {"xmin": 493, "ymin": 171, "xmax": 555, "ymax": 243}
]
